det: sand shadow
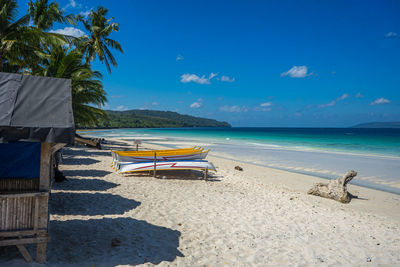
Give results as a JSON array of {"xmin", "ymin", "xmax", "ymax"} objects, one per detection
[
  {"xmin": 124, "ymin": 170, "xmax": 221, "ymax": 182},
  {"xmin": 50, "ymin": 192, "xmax": 140, "ymax": 215},
  {"xmin": 62, "ymin": 157, "xmax": 100, "ymax": 165},
  {"xmin": 349, "ymin": 192, "xmax": 369, "ymax": 201},
  {"xmin": 52, "ymin": 178, "xmax": 119, "ymax": 191},
  {"xmin": 46, "ymin": 217, "xmax": 184, "ymax": 265},
  {"xmin": 63, "ymin": 169, "xmax": 112, "ymax": 178},
  {"xmin": 0, "ymin": 218, "xmax": 183, "ymax": 266},
  {"xmin": 63, "ymin": 146, "xmax": 111, "ymax": 156},
  {"xmin": 105, "ymin": 141, "xmax": 132, "ymax": 147},
  {"xmin": 107, "ymin": 146, "xmax": 136, "ymax": 151},
  {"xmin": 66, "ymin": 149, "xmax": 112, "ymax": 157}
]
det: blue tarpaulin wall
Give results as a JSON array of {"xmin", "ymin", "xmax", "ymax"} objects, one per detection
[{"xmin": 0, "ymin": 142, "xmax": 40, "ymax": 179}]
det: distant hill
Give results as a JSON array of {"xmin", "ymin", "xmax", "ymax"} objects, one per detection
[
  {"xmin": 94, "ymin": 109, "xmax": 231, "ymax": 128},
  {"xmin": 351, "ymin": 122, "xmax": 400, "ymax": 128}
]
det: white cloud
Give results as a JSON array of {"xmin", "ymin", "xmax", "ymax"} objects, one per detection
[
  {"xmin": 385, "ymin": 32, "xmax": 398, "ymax": 38},
  {"xmin": 176, "ymin": 54, "xmax": 184, "ymax": 61},
  {"xmin": 370, "ymin": 97, "xmax": 390, "ymax": 106},
  {"xmin": 209, "ymin": 72, "xmax": 218, "ymax": 79},
  {"xmin": 337, "ymin": 93, "xmax": 349, "ymax": 101},
  {"xmin": 64, "ymin": 0, "xmax": 81, "ymax": 9},
  {"xmin": 116, "ymin": 105, "xmax": 128, "ymax": 111},
  {"xmin": 79, "ymin": 10, "xmax": 91, "ymax": 18},
  {"xmin": 219, "ymin": 105, "xmax": 248, "ymax": 113},
  {"xmin": 190, "ymin": 102, "xmax": 202, "ymax": 108},
  {"xmin": 318, "ymin": 93, "xmax": 349, "ymax": 108},
  {"xmin": 152, "ymin": 102, "xmax": 159, "ymax": 106},
  {"xmin": 260, "ymin": 102, "xmax": 272, "ymax": 107},
  {"xmin": 180, "ymin": 73, "xmax": 217, "ymax": 84},
  {"xmin": 220, "ymin": 75, "xmax": 235, "ymax": 82},
  {"xmin": 50, "ymin": 27, "xmax": 85, "ymax": 37},
  {"xmin": 355, "ymin": 92, "xmax": 364, "ymax": 98},
  {"xmin": 318, "ymin": 100, "xmax": 336, "ymax": 108},
  {"xmin": 281, "ymin": 65, "xmax": 311, "ymax": 78}
]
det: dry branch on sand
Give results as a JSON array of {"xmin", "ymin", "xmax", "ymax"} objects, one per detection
[{"xmin": 308, "ymin": 170, "xmax": 357, "ymax": 203}]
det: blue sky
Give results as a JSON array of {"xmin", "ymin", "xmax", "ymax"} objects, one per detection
[{"xmin": 18, "ymin": 0, "xmax": 400, "ymax": 127}]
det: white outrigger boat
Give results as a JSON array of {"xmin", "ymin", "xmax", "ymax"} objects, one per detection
[
  {"xmin": 117, "ymin": 160, "xmax": 216, "ymax": 174},
  {"xmin": 111, "ymin": 147, "xmax": 209, "ymax": 165}
]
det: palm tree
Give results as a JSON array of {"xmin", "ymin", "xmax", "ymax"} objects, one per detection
[
  {"xmin": 0, "ymin": 0, "xmax": 67, "ymax": 73},
  {"xmin": 28, "ymin": 0, "xmax": 75, "ymax": 30},
  {"xmin": 77, "ymin": 6, "xmax": 123, "ymax": 73},
  {"xmin": 34, "ymin": 45, "xmax": 108, "ymax": 126},
  {"xmin": 0, "ymin": 0, "xmax": 33, "ymax": 72}
]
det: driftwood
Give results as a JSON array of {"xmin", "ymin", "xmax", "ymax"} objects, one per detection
[
  {"xmin": 234, "ymin": 166, "xmax": 243, "ymax": 171},
  {"xmin": 308, "ymin": 170, "xmax": 357, "ymax": 203},
  {"xmin": 75, "ymin": 135, "xmax": 101, "ymax": 149}
]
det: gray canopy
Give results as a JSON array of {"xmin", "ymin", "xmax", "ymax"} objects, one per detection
[{"xmin": 0, "ymin": 72, "xmax": 75, "ymax": 144}]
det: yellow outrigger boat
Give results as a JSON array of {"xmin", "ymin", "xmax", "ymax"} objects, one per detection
[
  {"xmin": 113, "ymin": 146, "xmax": 203, "ymax": 156},
  {"xmin": 111, "ymin": 146, "xmax": 209, "ymax": 164}
]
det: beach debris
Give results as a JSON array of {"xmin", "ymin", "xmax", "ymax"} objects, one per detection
[
  {"xmin": 111, "ymin": 238, "xmax": 121, "ymax": 247},
  {"xmin": 235, "ymin": 166, "xmax": 243, "ymax": 171},
  {"xmin": 307, "ymin": 170, "xmax": 357, "ymax": 203},
  {"xmin": 75, "ymin": 134, "xmax": 102, "ymax": 149},
  {"xmin": 316, "ymin": 255, "xmax": 324, "ymax": 262},
  {"xmin": 366, "ymin": 257, "xmax": 372, "ymax": 262}
]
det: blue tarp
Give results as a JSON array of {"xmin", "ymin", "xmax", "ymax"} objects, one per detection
[{"xmin": 0, "ymin": 142, "xmax": 40, "ymax": 179}]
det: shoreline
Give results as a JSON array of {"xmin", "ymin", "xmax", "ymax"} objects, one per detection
[
  {"xmin": 144, "ymin": 138, "xmax": 400, "ymax": 195},
  {"xmin": 143, "ymin": 139, "xmax": 400, "ymax": 221},
  {"xmin": 208, "ymin": 152, "xmax": 400, "ymax": 195}
]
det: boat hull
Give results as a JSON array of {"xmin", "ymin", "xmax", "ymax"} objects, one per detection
[
  {"xmin": 113, "ymin": 150, "xmax": 209, "ymax": 163},
  {"xmin": 112, "ymin": 147, "xmax": 203, "ymax": 156},
  {"xmin": 117, "ymin": 160, "xmax": 216, "ymax": 173}
]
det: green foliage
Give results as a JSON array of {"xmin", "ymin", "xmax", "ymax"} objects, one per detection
[
  {"xmin": 0, "ymin": 0, "xmax": 37, "ymax": 71},
  {"xmin": 28, "ymin": 0, "xmax": 75, "ymax": 30},
  {"xmin": 0, "ymin": 1, "xmax": 116, "ymax": 127},
  {"xmin": 76, "ymin": 6, "xmax": 123, "ymax": 73},
  {"xmin": 94, "ymin": 110, "xmax": 231, "ymax": 128}
]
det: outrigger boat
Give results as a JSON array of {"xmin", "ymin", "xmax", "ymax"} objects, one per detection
[
  {"xmin": 114, "ymin": 146, "xmax": 203, "ymax": 156},
  {"xmin": 111, "ymin": 147, "xmax": 209, "ymax": 164},
  {"xmin": 117, "ymin": 160, "xmax": 216, "ymax": 174}
]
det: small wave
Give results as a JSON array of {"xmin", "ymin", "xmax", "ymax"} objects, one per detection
[{"xmin": 245, "ymin": 142, "xmax": 283, "ymax": 149}]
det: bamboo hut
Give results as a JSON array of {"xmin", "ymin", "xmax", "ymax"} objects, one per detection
[{"xmin": 0, "ymin": 72, "xmax": 74, "ymax": 262}]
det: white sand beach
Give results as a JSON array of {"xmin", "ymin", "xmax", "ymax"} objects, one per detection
[{"xmin": 1, "ymin": 138, "xmax": 399, "ymax": 266}]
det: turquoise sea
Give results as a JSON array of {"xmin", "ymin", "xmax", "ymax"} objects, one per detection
[{"xmin": 86, "ymin": 127, "xmax": 400, "ymax": 194}]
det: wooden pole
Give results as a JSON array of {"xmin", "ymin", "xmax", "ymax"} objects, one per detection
[
  {"xmin": 36, "ymin": 142, "xmax": 51, "ymax": 263},
  {"xmin": 204, "ymin": 167, "xmax": 208, "ymax": 181},
  {"xmin": 136, "ymin": 144, "xmax": 139, "ymax": 151},
  {"xmin": 153, "ymin": 152, "xmax": 157, "ymax": 177}
]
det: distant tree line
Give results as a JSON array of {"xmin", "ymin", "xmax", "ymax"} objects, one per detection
[{"xmin": 91, "ymin": 110, "xmax": 232, "ymax": 128}]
